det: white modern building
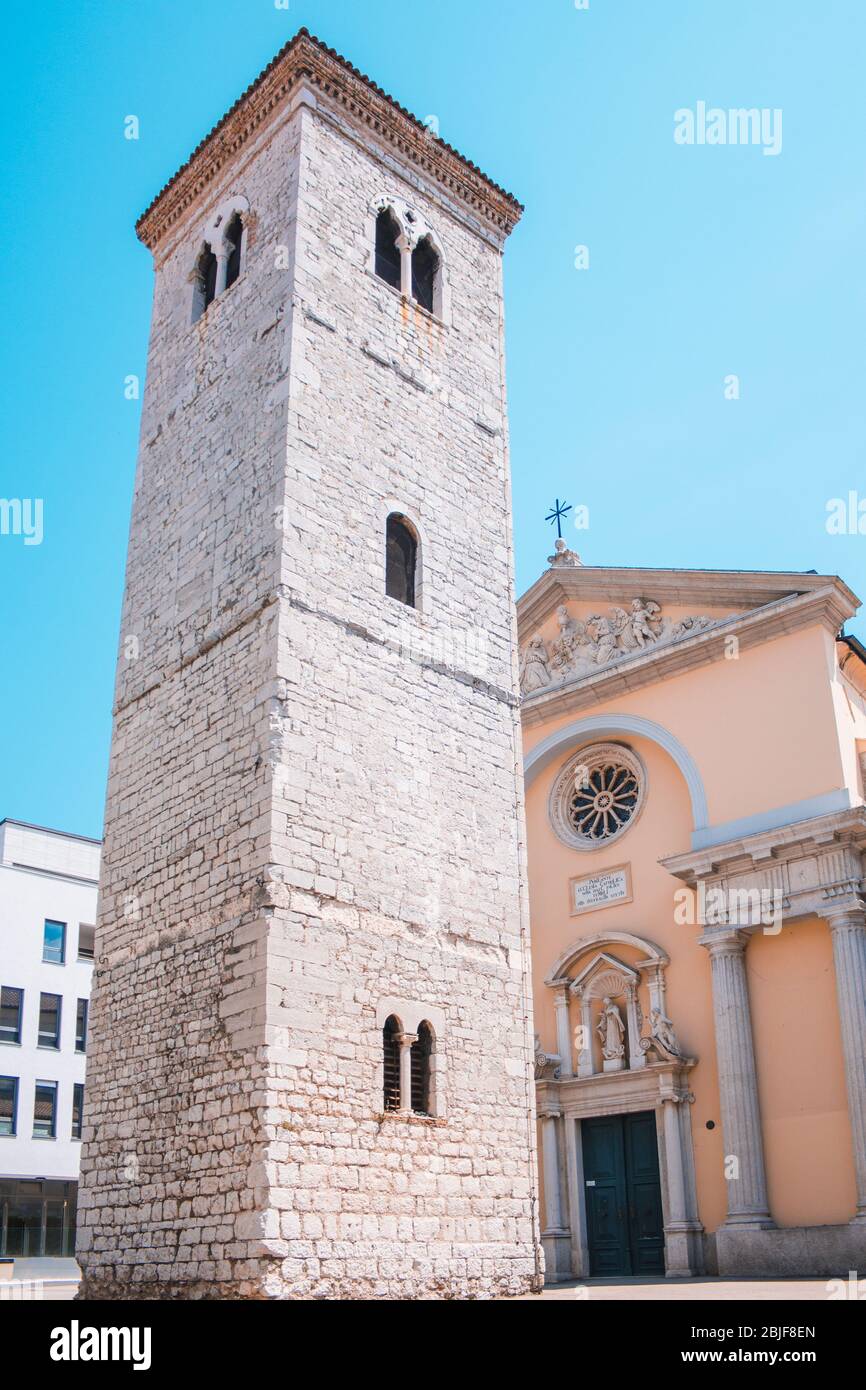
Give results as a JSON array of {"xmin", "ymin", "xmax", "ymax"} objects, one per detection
[{"xmin": 0, "ymin": 819, "xmax": 99, "ymax": 1256}]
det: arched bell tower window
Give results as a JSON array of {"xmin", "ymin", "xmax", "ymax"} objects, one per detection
[
  {"xmin": 375, "ymin": 208, "xmax": 402, "ymax": 291},
  {"xmin": 382, "ymin": 1015, "xmax": 401, "ymax": 1112},
  {"xmin": 385, "ymin": 513, "xmax": 418, "ymax": 608},
  {"xmin": 411, "ymin": 236, "xmax": 439, "ymax": 315},
  {"xmin": 192, "ymin": 244, "xmax": 218, "ymax": 323},
  {"xmin": 224, "ymin": 213, "xmax": 244, "ymax": 290},
  {"xmin": 411, "ymin": 1021, "xmax": 433, "ymax": 1115}
]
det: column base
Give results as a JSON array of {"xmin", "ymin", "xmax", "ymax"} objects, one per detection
[
  {"xmin": 721, "ymin": 1213, "xmax": 775, "ymax": 1230},
  {"xmin": 714, "ymin": 1220, "xmax": 866, "ymax": 1277},
  {"xmin": 541, "ymin": 1228, "xmax": 573, "ymax": 1283},
  {"xmin": 664, "ymin": 1221, "xmax": 704, "ymax": 1278}
]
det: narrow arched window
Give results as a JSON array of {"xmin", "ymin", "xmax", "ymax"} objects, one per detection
[
  {"xmin": 375, "ymin": 208, "xmax": 402, "ymax": 291},
  {"xmin": 225, "ymin": 213, "xmax": 243, "ymax": 290},
  {"xmin": 385, "ymin": 514, "xmax": 417, "ymax": 608},
  {"xmin": 411, "ymin": 236, "xmax": 439, "ymax": 314},
  {"xmin": 192, "ymin": 244, "xmax": 218, "ymax": 322},
  {"xmin": 411, "ymin": 1021, "xmax": 433, "ymax": 1115},
  {"xmin": 382, "ymin": 1015, "xmax": 401, "ymax": 1111}
]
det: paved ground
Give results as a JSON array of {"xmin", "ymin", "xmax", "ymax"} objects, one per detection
[
  {"xmin": 516, "ymin": 1276, "xmax": 837, "ymax": 1300},
  {"xmin": 0, "ymin": 1261, "xmax": 838, "ymax": 1302}
]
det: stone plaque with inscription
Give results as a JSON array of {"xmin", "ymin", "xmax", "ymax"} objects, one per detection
[{"xmin": 569, "ymin": 863, "xmax": 633, "ymax": 916}]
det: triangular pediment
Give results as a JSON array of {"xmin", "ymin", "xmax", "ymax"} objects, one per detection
[
  {"xmin": 571, "ymin": 951, "xmax": 639, "ymax": 998},
  {"xmin": 517, "ymin": 565, "xmax": 858, "ymax": 724}
]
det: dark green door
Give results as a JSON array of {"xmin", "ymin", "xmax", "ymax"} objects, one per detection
[{"xmin": 582, "ymin": 1111, "xmax": 665, "ymax": 1276}]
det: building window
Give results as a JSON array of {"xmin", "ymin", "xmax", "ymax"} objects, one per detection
[
  {"xmin": 374, "ymin": 208, "xmax": 402, "ymax": 291},
  {"xmin": 0, "ymin": 988, "xmax": 23, "ymax": 1046},
  {"xmin": 385, "ymin": 513, "xmax": 418, "ymax": 608},
  {"xmin": 411, "ymin": 236, "xmax": 439, "ymax": 314},
  {"xmin": 72, "ymin": 1084, "xmax": 84, "ymax": 1142},
  {"xmin": 38, "ymin": 993, "xmax": 61, "ymax": 1049},
  {"xmin": 382, "ymin": 1016, "xmax": 401, "ymax": 1111},
  {"xmin": 224, "ymin": 213, "xmax": 243, "ymax": 290},
  {"xmin": 75, "ymin": 999, "xmax": 88, "ymax": 1054},
  {"xmin": 33, "ymin": 1082, "xmax": 57, "ymax": 1140},
  {"xmin": 192, "ymin": 244, "xmax": 218, "ymax": 322},
  {"xmin": 549, "ymin": 743, "xmax": 647, "ymax": 852},
  {"xmin": 42, "ymin": 920, "xmax": 66, "ymax": 965},
  {"xmin": 0, "ymin": 1178, "xmax": 78, "ymax": 1257},
  {"xmin": 410, "ymin": 1022, "xmax": 433, "ymax": 1115},
  {"xmin": 0, "ymin": 1077, "xmax": 17, "ymax": 1136},
  {"xmin": 77, "ymin": 925, "xmax": 95, "ymax": 962}
]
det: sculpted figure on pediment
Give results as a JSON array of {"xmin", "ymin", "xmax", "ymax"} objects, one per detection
[
  {"xmin": 519, "ymin": 596, "xmax": 726, "ymax": 695},
  {"xmin": 519, "ymin": 633, "xmax": 552, "ymax": 694},
  {"xmin": 549, "ymin": 605, "xmax": 597, "ymax": 674}
]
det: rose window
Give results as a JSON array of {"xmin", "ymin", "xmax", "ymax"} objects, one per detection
[{"xmin": 549, "ymin": 743, "xmax": 646, "ymax": 851}]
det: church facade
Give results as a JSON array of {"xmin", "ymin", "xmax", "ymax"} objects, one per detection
[{"xmin": 521, "ymin": 541, "xmax": 866, "ymax": 1279}]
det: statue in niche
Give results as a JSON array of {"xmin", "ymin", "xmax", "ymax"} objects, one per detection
[
  {"xmin": 519, "ymin": 633, "xmax": 551, "ymax": 693},
  {"xmin": 596, "ymin": 996, "xmax": 626, "ymax": 1061}
]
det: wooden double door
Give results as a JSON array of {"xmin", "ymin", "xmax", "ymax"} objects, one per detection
[{"xmin": 582, "ymin": 1110, "xmax": 665, "ymax": 1276}]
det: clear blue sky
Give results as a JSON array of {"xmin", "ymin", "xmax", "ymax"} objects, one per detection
[{"xmin": 3, "ymin": 0, "xmax": 866, "ymax": 839}]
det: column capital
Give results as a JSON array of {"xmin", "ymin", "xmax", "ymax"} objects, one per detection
[
  {"xmin": 824, "ymin": 905, "xmax": 866, "ymax": 934},
  {"xmin": 395, "ymin": 1031, "xmax": 418, "ymax": 1048},
  {"xmin": 698, "ymin": 927, "xmax": 750, "ymax": 957}
]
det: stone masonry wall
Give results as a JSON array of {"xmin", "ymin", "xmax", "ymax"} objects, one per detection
[
  {"xmin": 253, "ymin": 99, "xmax": 540, "ymax": 1297},
  {"xmin": 77, "ymin": 104, "xmax": 302, "ymax": 1298},
  {"xmin": 78, "ymin": 77, "xmax": 541, "ymax": 1299}
]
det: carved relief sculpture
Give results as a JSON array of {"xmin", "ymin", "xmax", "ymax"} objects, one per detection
[
  {"xmin": 641, "ymin": 1007, "xmax": 687, "ymax": 1063},
  {"xmin": 519, "ymin": 597, "xmax": 723, "ymax": 694},
  {"xmin": 519, "ymin": 634, "xmax": 551, "ymax": 693}
]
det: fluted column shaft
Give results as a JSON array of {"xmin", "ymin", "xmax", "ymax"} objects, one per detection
[
  {"xmin": 553, "ymin": 986, "xmax": 573, "ymax": 1077},
  {"xmin": 540, "ymin": 1112, "xmax": 564, "ymax": 1231},
  {"xmin": 826, "ymin": 910, "xmax": 866, "ymax": 1221},
  {"xmin": 662, "ymin": 1099, "xmax": 687, "ymax": 1225},
  {"xmin": 701, "ymin": 930, "xmax": 773, "ymax": 1226}
]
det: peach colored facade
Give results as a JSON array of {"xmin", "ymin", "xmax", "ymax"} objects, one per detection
[{"xmin": 520, "ymin": 554, "xmax": 866, "ymax": 1278}]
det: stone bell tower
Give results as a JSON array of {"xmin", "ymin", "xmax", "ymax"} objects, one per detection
[{"xmin": 77, "ymin": 30, "xmax": 541, "ymax": 1298}]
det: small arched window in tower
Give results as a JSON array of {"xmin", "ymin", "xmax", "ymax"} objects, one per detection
[
  {"xmin": 411, "ymin": 1021, "xmax": 433, "ymax": 1116},
  {"xmin": 411, "ymin": 236, "xmax": 439, "ymax": 315},
  {"xmin": 224, "ymin": 213, "xmax": 243, "ymax": 290},
  {"xmin": 382, "ymin": 1015, "xmax": 401, "ymax": 1112},
  {"xmin": 192, "ymin": 244, "xmax": 218, "ymax": 323},
  {"xmin": 385, "ymin": 513, "xmax": 418, "ymax": 608},
  {"xmin": 375, "ymin": 208, "xmax": 402, "ymax": 291}
]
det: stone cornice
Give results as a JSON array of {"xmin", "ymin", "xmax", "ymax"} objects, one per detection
[
  {"xmin": 661, "ymin": 805, "xmax": 866, "ymax": 882},
  {"xmin": 136, "ymin": 28, "xmax": 523, "ymax": 253},
  {"xmin": 520, "ymin": 584, "xmax": 855, "ymax": 728},
  {"xmin": 517, "ymin": 565, "xmax": 859, "ymax": 640},
  {"xmin": 661, "ymin": 806, "xmax": 866, "ymax": 927}
]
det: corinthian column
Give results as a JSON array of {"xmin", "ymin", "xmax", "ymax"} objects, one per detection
[
  {"xmin": 825, "ymin": 908, "xmax": 866, "ymax": 1222},
  {"xmin": 700, "ymin": 930, "xmax": 773, "ymax": 1227}
]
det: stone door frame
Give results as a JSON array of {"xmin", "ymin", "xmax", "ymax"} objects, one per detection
[{"xmin": 537, "ymin": 1061, "xmax": 704, "ymax": 1281}]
